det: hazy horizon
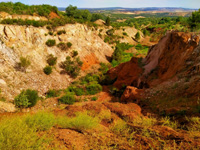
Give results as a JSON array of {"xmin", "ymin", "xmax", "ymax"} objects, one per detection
[{"xmin": 0, "ymin": 0, "xmax": 200, "ymax": 9}]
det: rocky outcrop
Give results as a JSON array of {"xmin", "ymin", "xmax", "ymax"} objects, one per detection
[
  {"xmin": 107, "ymin": 57, "xmax": 143, "ymax": 89},
  {"xmin": 143, "ymin": 32, "xmax": 200, "ymax": 83},
  {"xmin": 0, "ymin": 24, "xmax": 113, "ymax": 100},
  {"xmin": 121, "ymin": 86, "xmax": 144, "ymax": 103},
  {"xmin": 110, "ymin": 31, "xmax": 200, "ymax": 103}
]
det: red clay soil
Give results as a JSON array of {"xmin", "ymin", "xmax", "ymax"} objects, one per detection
[
  {"xmin": 107, "ymin": 57, "xmax": 143, "ymax": 89},
  {"xmin": 103, "ymin": 102, "xmax": 142, "ymax": 120},
  {"xmin": 143, "ymin": 32, "xmax": 200, "ymax": 83},
  {"xmin": 97, "ymin": 86, "xmax": 113, "ymax": 102},
  {"xmin": 81, "ymin": 53, "xmax": 99, "ymax": 71},
  {"xmin": 49, "ymin": 12, "xmax": 60, "ymax": 19}
]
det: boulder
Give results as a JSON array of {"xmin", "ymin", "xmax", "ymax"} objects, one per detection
[{"xmin": 121, "ymin": 86, "xmax": 144, "ymax": 103}]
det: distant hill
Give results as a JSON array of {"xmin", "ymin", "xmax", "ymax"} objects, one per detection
[{"xmin": 58, "ymin": 7, "xmax": 198, "ymax": 12}]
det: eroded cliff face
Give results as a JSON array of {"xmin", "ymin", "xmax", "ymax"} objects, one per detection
[
  {"xmin": 108, "ymin": 31, "xmax": 200, "ymax": 106},
  {"xmin": 0, "ymin": 24, "xmax": 113, "ymax": 100}
]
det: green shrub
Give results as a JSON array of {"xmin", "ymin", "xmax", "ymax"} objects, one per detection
[
  {"xmin": 143, "ymin": 29, "xmax": 150, "ymax": 37},
  {"xmin": 48, "ymin": 31, "xmax": 53, "ymax": 35},
  {"xmin": 57, "ymin": 30, "xmax": 66, "ymax": 35},
  {"xmin": 105, "ymin": 17, "xmax": 111, "ymax": 26},
  {"xmin": 18, "ymin": 56, "xmax": 31, "ymax": 72},
  {"xmin": 122, "ymin": 32, "xmax": 128, "ymax": 36},
  {"xmin": 46, "ymin": 39, "xmax": 56, "ymax": 47},
  {"xmin": 135, "ymin": 32, "xmax": 140, "ymax": 41},
  {"xmin": 0, "ymin": 116, "xmax": 47, "ymax": 150},
  {"xmin": 72, "ymin": 50, "xmax": 78, "ymax": 57},
  {"xmin": 14, "ymin": 89, "xmax": 38, "ymax": 108},
  {"xmin": 57, "ymin": 42, "xmax": 68, "ymax": 51},
  {"xmin": 86, "ymin": 83, "xmax": 102, "ymax": 95},
  {"xmin": 91, "ymin": 97, "xmax": 98, "ymax": 101},
  {"xmin": 68, "ymin": 86, "xmax": 85, "ymax": 96},
  {"xmin": 14, "ymin": 91, "xmax": 30, "ymax": 109},
  {"xmin": 46, "ymin": 25, "xmax": 52, "ymax": 30},
  {"xmin": 67, "ymin": 42, "xmax": 72, "ymax": 48},
  {"xmin": 46, "ymin": 54, "xmax": 57, "ymax": 66},
  {"xmin": 106, "ymin": 29, "xmax": 114, "ymax": 36},
  {"xmin": 135, "ymin": 44, "xmax": 143, "ymax": 50},
  {"xmin": 25, "ymin": 112, "xmax": 56, "ymax": 131},
  {"xmin": 57, "ymin": 112, "xmax": 99, "ymax": 131},
  {"xmin": 43, "ymin": 66, "xmax": 52, "ymax": 75},
  {"xmin": 25, "ymin": 89, "xmax": 39, "ymax": 107},
  {"xmin": 46, "ymin": 89, "xmax": 61, "ymax": 98},
  {"xmin": 111, "ymin": 119, "xmax": 128, "ymax": 134},
  {"xmin": 58, "ymin": 93, "xmax": 76, "ymax": 105},
  {"xmin": 60, "ymin": 56, "xmax": 83, "ymax": 78}
]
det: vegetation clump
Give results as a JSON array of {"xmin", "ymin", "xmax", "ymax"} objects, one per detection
[
  {"xmin": 43, "ymin": 65, "xmax": 52, "ymax": 75},
  {"xmin": 57, "ymin": 112, "xmax": 99, "ymax": 132},
  {"xmin": 17, "ymin": 56, "xmax": 31, "ymax": 72},
  {"xmin": 135, "ymin": 31, "xmax": 141, "ymax": 41},
  {"xmin": 14, "ymin": 89, "xmax": 39, "ymax": 109},
  {"xmin": 57, "ymin": 30, "xmax": 66, "ymax": 35},
  {"xmin": 111, "ymin": 42, "xmax": 133, "ymax": 67},
  {"xmin": 45, "ymin": 89, "xmax": 61, "ymax": 98},
  {"xmin": 0, "ymin": 2, "xmax": 58, "ymax": 17},
  {"xmin": 46, "ymin": 54, "xmax": 57, "ymax": 66},
  {"xmin": 58, "ymin": 92, "xmax": 76, "ymax": 105},
  {"xmin": 67, "ymin": 42, "xmax": 72, "ymax": 48},
  {"xmin": 60, "ymin": 56, "xmax": 83, "ymax": 78},
  {"xmin": 45, "ymin": 39, "xmax": 56, "ymax": 47}
]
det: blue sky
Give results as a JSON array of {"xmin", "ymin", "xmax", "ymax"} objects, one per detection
[{"xmin": 1, "ymin": 0, "xmax": 200, "ymax": 8}]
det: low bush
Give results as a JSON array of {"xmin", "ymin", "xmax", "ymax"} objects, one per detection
[
  {"xmin": 67, "ymin": 86, "xmax": 85, "ymax": 96},
  {"xmin": 122, "ymin": 32, "xmax": 128, "ymax": 36},
  {"xmin": 57, "ymin": 30, "xmax": 66, "ymax": 35},
  {"xmin": 14, "ymin": 89, "xmax": 39, "ymax": 108},
  {"xmin": 135, "ymin": 44, "xmax": 143, "ymax": 50},
  {"xmin": 25, "ymin": 89, "xmax": 39, "ymax": 107},
  {"xmin": 25, "ymin": 112, "xmax": 56, "ymax": 131},
  {"xmin": 67, "ymin": 42, "xmax": 72, "ymax": 48},
  {"xmin": 58, "ymin": 93, "xmax": 76, "ymax": 105},
  {"xmin": 60, "ymin": 56, "xmax": 83, "ymax": 78},
  {"xmin": 111, "ymin": 119, "xmax": 128, "ymax": 134},
  {"xmin": 0, "ymin": 116, "xmax": 47, "ymax": 150},
  {"xmin": 57, "ymin": 112, "xmax": 99, "ymax": 132},
  {"xmin": 72, "ymin": 50, "xmax": 78, "ymax": 57},
  {"xmin": 135, "ymin": 32, "xmax": 140, "ymax": 41},
  {"xmin": 14, "ymin": 91, "xmax": 30, "ymax": 109},
  {"xmin": 86, "ymin": 83, "xmax": 102, "ymax": 95},
  {"xmin": 46, "ymin": 54, "xmax": 57, "ymax": 66},
  {"xmin": 48, "ymin": 31, "xmax": 53, "ymax": 35},
  {"xmin": 17, "ymin": 56, "xmax": 31, "ymax": 72},
  {"xmin": 46, "ymin": 89, "xmax": 61, "ymax": 98},
  {"xmin": 43, "ymin": 66, "xmax": 52, "ymax": 75},
  {"xmin": 46, "ymin": 39, "xmax": 56, "ymax": 47},
  {"xmin": 91, "ymin": 96, "xmax": 98, "ymax": 101},
  {"xmin": 57, "ymin": 42, "xmax": 68, "ymax": 51}
]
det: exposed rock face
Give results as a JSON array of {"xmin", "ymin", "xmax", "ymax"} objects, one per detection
[
  {"xmin": 0, "ymin": 12, "xmax": 48, "ymax": 21},
  {"xmin": 143, "ymin": 32, "xmax": 200, "ymax": 83},
  {"xmin": 107, "ymin": 57, "xmax": 143, "ymax": 89},
  {"xmin": 0, "ymin": 101, "xmax": 16, "ymax": 112},
  {"xmin": 0, "ymin": 24, "xmax": 113, "ymax": 100},
  {"xmin": 121, "ymin": 86, "xmax": 144, "ymax": 103},
  {"xmin": 111, "ymin": 31, "xmax": 200, "ymax": 102},
  {"xmin": 103, "ymin": 102, "xmax": 142, "ymax": 119}
]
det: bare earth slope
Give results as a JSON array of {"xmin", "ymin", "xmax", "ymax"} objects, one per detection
[
  {"xmin": 108, "ymin": 31, "xmax": 200, "ymax": 114},
  {"xmin": 0, "ymin": 24, "xmax": 113, "ymax": 100}
]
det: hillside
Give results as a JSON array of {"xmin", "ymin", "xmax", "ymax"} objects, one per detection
[
  {"xmin": 108, "ymin": 31, "xmax": 200, "ymax": 116},
  {"xmin": 0, "ymin": 24, "xmax": 112, "ymax": 101},
  {"xmin": 0, "ymin": 2, "xmax": 200, "ymax": 150}
]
